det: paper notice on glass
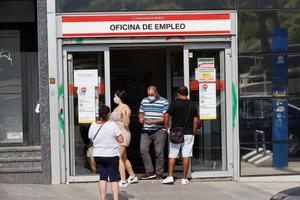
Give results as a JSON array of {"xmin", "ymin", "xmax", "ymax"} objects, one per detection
[
  {"xmin": 199, "ymin": 83, "xmax": 217, "ymax": 120},
  {"xmin": 78, "ymin": 86, "xmax": 96, "ymax": 123},
  {"xmin": 197, "ymin": 58, "xmax": 215, "ymax": 68},
  {"xmin": 197, "ymin": 68, "xmax": 216, "ymax": 82},
  {"xmin": 74, "ymin": 69, "xmax": 98, "ymax": 87}
]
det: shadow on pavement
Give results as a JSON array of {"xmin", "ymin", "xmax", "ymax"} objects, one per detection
[{"xmin": 106, "ymin": 191, "xmax": 134, "ymax": 200}]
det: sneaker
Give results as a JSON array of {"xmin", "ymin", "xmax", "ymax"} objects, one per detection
[
  {"xmin": 119, "ymin": 180, "xmax": 128, "ymax": 188},
  {"xmin": 127, "ymin": 175, "xmax": 138, "ymax": 184},
  {"xmin": 140, "ymin": 172, "xmax": 156, "ymax": 180},
  {"xmin": 181, "ymin": 179, "xmax": 190, "ymax": 185},
  {"xmin": 162, "ymin": 176, "xmax": 174, "ymax": 184}
]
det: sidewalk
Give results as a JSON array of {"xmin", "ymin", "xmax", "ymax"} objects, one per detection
[{"xmin": 1, "ymin": 180, "xmax": 299, "ymax": 200}]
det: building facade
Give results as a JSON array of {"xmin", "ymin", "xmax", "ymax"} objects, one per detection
[
  {"xmin": 0, "ymin": 0, "xmax": 50, "ymax": 183},
  {"xmin": 0, "ymin": 0, "xmax": 299, "ymax": 184}
]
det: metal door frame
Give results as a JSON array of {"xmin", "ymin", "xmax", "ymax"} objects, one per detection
[
  {"xmin": 62, "ymin": 45, "xmax": 110, "ymax": 183},
  {"xmin": 61, "ymin": 44, "xmax": 181, "ymax": 182},
  {"xmin": 60, "ymin": 42, "xmax": 235, "ymax": 182},
  {"xmin": 183, "ymin": 43, "xmax": 234, "ymax": 178}
]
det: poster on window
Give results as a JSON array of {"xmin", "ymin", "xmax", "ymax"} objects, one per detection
[
  {"xmin": 197, "ymin": 58, "xmax": 215, "ymax": 68},
  {"xmin": 199, "ymin": 83, "xmax": 217, "ymax": 120},
  {"xmin": 196, "ymin": 68, "xmax": 216, "ymax": 82},
  {"xmin": 74, "ymin": 69, "xmax": 98, "ymax": 87},
  {"xmin": 78, "ymin": 86, "xmax": 96, "ymax": 123}
]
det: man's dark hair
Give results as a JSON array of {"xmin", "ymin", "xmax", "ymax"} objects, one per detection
[
  {"xmin": 115, "ymin": 90, "xmax": 127, "ymax": 103},
  {"xmin": 177, "ymin": 86, "xmax": 189, "ymax": 96},
  {"xmin": 99, "ymin": 105, "xmax": 110, "ymax": 121}
]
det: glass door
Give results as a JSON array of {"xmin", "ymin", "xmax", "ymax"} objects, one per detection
[
  {"xmin": 183, "ymin": 44, "xmax": 233, "ymax": 178},
  {"xmin": 62, "ymin": 46, "xmax": 110, "ymax": 182}
]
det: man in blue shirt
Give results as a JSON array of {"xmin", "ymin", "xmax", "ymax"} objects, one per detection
[{"xmin": 139, "ymin": 85, "xmax": 169, "ymax": 180}]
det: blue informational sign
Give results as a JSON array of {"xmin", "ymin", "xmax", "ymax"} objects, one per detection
[
  {"xmin": 272, "ymin": 99, "xmax": 288, "ymax": 168},
  {"xmin": 272, "ymin": 54, "xmax": 288, "ymax": 97},
  {"xmin": 272, "ymin": 28, "xmax": 288, "ymax": 168}
]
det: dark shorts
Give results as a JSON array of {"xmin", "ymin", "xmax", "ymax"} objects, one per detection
[{"xmin": 94, "ymin": 156, "xmax": 119, "ymax": 182}]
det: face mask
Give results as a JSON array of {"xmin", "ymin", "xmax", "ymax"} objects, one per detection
[
  {"xmin": 148, "ymin": 96, "xmax": 155, "ymax": 101},
  {"xmin": 114, "ymin": 97, "xmax": 120, "ymax": 104}
]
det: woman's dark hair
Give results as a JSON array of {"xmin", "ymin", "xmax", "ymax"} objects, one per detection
[
  {"xmin": 99, "ymin": 105, "xmax": 110, "ymax": 121},
  {"xmin": 115, "ymin": 90, "xmax": 127, "ymax": 103},
  {"xmin": 177, "ymin": 86, "xmax": 189, "ymax": 96}
]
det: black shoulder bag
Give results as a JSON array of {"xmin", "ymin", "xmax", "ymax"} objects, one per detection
[{"xmin": 170, "ymin": 102, "xmax": 192, "ymax": 144}]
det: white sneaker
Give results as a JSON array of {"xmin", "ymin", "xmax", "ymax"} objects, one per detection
[
  {"xmin": 127, "ymin": 175, "xmax": 138, "ymax": 184},
  {"xmin": 119, "ymin": 180, "xmax": 128, "ymax": 188},
  {"xmin": 181, "ymin": 179, "xmax": 190, "ymax": 185},
  {"xmin": 162, "ymin": 176, "xmax": 174, "ymax": 184}
]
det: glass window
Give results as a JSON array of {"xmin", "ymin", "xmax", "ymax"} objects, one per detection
[
  {"xmin": 239, "ymin": 53, "xmax": 300, "ymax": 176},
  {"xmin": 239, "ymin": 11, "xmax": 300, "ymax": 53},
  {"xmin": 0, "ymin": 30, "xmax": 23, "ymax": 144},
  {"xmin": 188, "ymin": 49, "xmax": 228, "ymax": 172},
  {"xmin": 239, "ymin": 0, "xmax": 300, "ymax": 9},
  {"xmin": 288, "ymin": 53, "xmax": 300, "ymax": 96},
  {"xmin": 0, "ymin": 0, "xmax": 38, "ymax": 146},
  {"xmin": 68, "ymin": 52, "xmax": 106, "ymax": 176},
  {"xmin": 240, "ymin": 98, "xmax": 300, "ymax": 176},
  {"xmin": 0, "ymin": 1, "xmax": 35, "ymax": 22},
  {"xmin": 57, "ymin": 0, "xmax": 235, "ymax": 12},
  {"xmin": 239, "ymin": 53, "xmax": 300, "ymax": 97},
  {"xmin": 239, "ymin": 54, "xmax": 272, "ymax": 97}
]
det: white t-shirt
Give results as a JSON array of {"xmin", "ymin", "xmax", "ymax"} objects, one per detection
[{"xmin": 88, "ymin": 121, "xmax": 122, "ymax": 157}]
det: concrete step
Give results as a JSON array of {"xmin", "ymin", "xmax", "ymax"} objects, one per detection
[
  {"xmin": 248, "ymin": 151, "xmax": 271, "ymax": 163},
  {"xmin": 254, "ymin": 154, "xmax": 273, "ymax": 167},
  {"xmin": 243, "ymin": 149, "xmax": 272, "ymax": 163},
  {"xmin": 0, "ymin": 146, "xmax": 42, "ymax": 173},
  {"xmin": 242, "ymin": 148, "xmax": 264, "ymax": 161}
]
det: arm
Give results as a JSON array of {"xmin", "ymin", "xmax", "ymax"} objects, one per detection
[
  {"xmin": 145, "ymin": 117, "xmax": 164, "ymax": 125},
  {"xmin": 164, "ymin": 113, "xmax": 170, "ymax": 129},
  {"xmin": 138, "ymin": 100, "xmax": 145, "ymax": 124},
  {"xmin": 113, "ymin": 122, "xmax": 124, "ymax": 143},
  {"xmin": 193, "ymin": 116, "xmax": 198, "ymax": 135},
  {"xmin": 138, "ymin": 112, "xmax": 144, "ymax": 124},
  {"xmin": 88, "ymin": 124, "xmax": 94, "ymax": 140},
  {"xmin": 122, "ymin": 106, "xmax": 131, "ymax": 128},
  {"xmin": 146, "ymin": 100, "xmax": 169, "ymax": 125},
  {"xmin": 116, "ymin": 134, "xmax": 124, "ymax": 143}
]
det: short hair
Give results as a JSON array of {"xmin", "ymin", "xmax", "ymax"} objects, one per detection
[
  {"xmin": 99, "ymin": 105, "xmax": 110, "ymax": 120},
  {"xmin": 147, "ymin": 85, "xmax": 157, "ymax": 92},
  {"xmin": 115, "ymin": 90, "xmax": 127, "ymax": 103},
  {"xmin": 177, "ymin": 86, "xmax": 189, "ymax": 96}
]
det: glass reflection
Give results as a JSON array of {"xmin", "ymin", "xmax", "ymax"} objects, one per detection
[
  {"xmin": 57, "ymin": 0, "xmax": 235, "ymax": 12},
  {"xmin": 240, "ymin": 98, "xmax": 300, "ymax": 176},
  {"xmin": 239, "ymin": 0, "xmax": 300, "ymax": 9},
  {"xmin": 189, "ymin": 49, "xmax": 227, "ymax": 172},
  {"xmin": 0, "ymin": 30, "xmax": 23, "ymax": 144},
  {"xmin": 0, "ymin": 94, "xmax": 23, "ymax": 143},
  {"xmin": 239, "ymin": 53, "xmax": 300, "ymax": 97},
  {"xmin": 69, "ymin": 52, "xmax": 105, "ymax": 176},
  {"xmin": 239, "ymin": 11, "xmax": 300, "ymax": 53},
  {"xmin": 239, "ymin": 53, "xmax": 300, "ymax": 176}
]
